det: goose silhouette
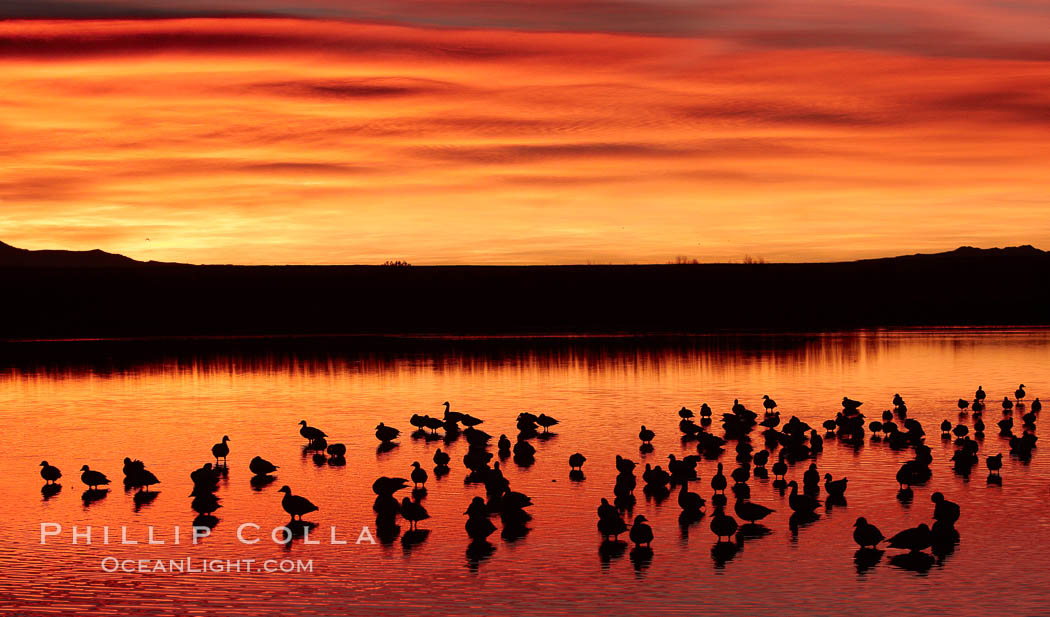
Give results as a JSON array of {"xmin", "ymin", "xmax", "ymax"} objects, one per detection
[
  {"xmin": 598, "ymin": 512, "xmax": 629, "ymax": 541},
  {"xmin": 211, "ymin": 436, "xmax": 230, "ymax": 466},
  {"xmin": 401, "ymin": 497, "xmax": 429, "ymax": 530},
  {"xmin": 39, "ymin": 461, "xmax": 62, "ymax": 485},
  {"xmin": 887, "ymin": 523, "xmax": 931, "ymax": 552},
  {"xmin": 678, "ymin": 484, "xmax": 706, "ymax": 512},
  {"xmin": 375, "ymin": 422, "xmax": 400, "ymax": 443},
  {"xmin": 1002, "ymin": 396, "xmax": 1013, "ymax": 411},
  {"xmin": 133, "ymin": 469, "xmax": 160, "ymax": 492},
  {"xmin": 638, "ymin": 425, "xmax": 655, "ymax": 445},
  {"xmin": 433, "ymin": 448, "xmax": 451, "ymax": 467},
  {"xmin": 853, "ymin": 517, "xmax": 884, "ymax": 549},
  {"xmin": 1015, "ymin": 384, "xmax": 1026, "ymax": 402},
  {"xmin": 1032, "ymin": 398, "xmax": 1042, "ymax": 413},
  {"xmin": 762, "ymin": 395, "xmax": 777, "ymax": 411},
  {"xmin": 771, "ymin": 452, "xmax": 788, "ymax": 481},
  {"xmin": 629, "ymin": 515, "xmax": 653, "ymax": 547},
  {"xmin": 710, "ymin": 506, "xmax": 738, "ymax": 542},
  {"xmin": 733, "ymin": 497, "xmax": 774, "ymax": 523},
  {"xmin": 80, "ymin": 465, "xmax": 110, "ymax": 490},
  {"xmin": 279, "ymin": 486, "xmax": 318, "ymax": 521},
  {"xmin": 786, "ymin": 480, "xmax": 820, "ymax": 513},
  {"xmin": 893, "ymin": 393, "xmax": 905, "ymax": 408},
  {"xmin": 298, "ymin": 420, "xmax": 327, "ymax": 443},
  {"xmin": 699, "ymin": 403, "xmax": 712, "ymax": 418},
  {"xmin": 569, "ymin": 452, "xmax": 586, "ymax": 471},
  {"xmin": 678, "ymin": 406, "xmax": 694, "ymax": 419},
  {"xmin": 710, "ymin": 463, "xmax": 727, "ymax": 494},
  {"xmin": 536, "ymin": 414, "xmax": 559, "ymax": 432},
  {"xmin": 975, "ymin": 386, "xmax": 986, "ymax": 402},
  {"xmin": 931, "ymin": 492, "xmax": 960, "ymax": 526},
  {"xmin": 410, "ymin": 462, "xmax": 428, "ymax": 488},
  {"xmin": 985, "ymin": 453, "xmax": 1003, "ymax": 476},
  {"xmin": 823, "ymin": 473, "xmax": 848, "ymax": 497},
  {"xmin": 957, "ymin": 398, "xmax": 969, "ymax": 411}
]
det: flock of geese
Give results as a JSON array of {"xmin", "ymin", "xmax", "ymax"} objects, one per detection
[{"xmin": 38, "ymin": 386, "xmax": 1039, "ymax": 571}]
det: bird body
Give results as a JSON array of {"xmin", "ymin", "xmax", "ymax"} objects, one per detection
[
  {"xmin": 678, "ymin": 484, "xmax": 705, "ymax": 512},
  {"xmin": 734, "ymin": 499, "xmax": 774, "ymax": 523},
  {"xmin": 298, "ymin": 420, "xmax": 327, "ymax": 442},
  {"xmin": 787, "ymin": 481, "xmax": 820, "ymax": 513},
  {"xmin": 823, "ymin": 473, "xmax": 848, "ymax": 497},
  {"xmin": 710, "ymin": 507, "xmax": 738, "ymax": 542},
  {"xmin": 80, "ymin": 465, "xmax": 110, "ymax": 490},
  {"xmin": 433, "ymin": 448, "xmax": 451, "ymax": 467},
  {"xmin": 853, "ymin": 517, "xmax": 884, "ymax": 549},
  {"xmin": 279, "ymin": 486, "xmax": 319, "ymax": 520},
  {"xmin": 249, "ymin": 456, "xmax": 278, "ymax": 476},
  {"xmin": 410, "ymin": 462, "xmax": 428, "ymax": 488},
  {"xmin": 762, "ymin": 395, "xmax": 777, "ymax": 411},
  {"xmin": 569, "ymin": 452, "xmax": 586, "ymax": 470},
  {"xmin": 375, "ymin": 422, "xmax": 400, "ymax": 443},
  {"xmin": 711, "ymin": 463, "xmax": 727, "ymax": 494},
  {"xmin": 638, "ymin": 425, "xmax": 655, "ymax": 445},
  {"xmin": 1015, "ymin": 384, "xmax": 1026, "ymax": 402},
  {"xmin": 887, "ymin": 524, "xmax": 931, "ymax": 552},
  {"xmin": 401, "ymin": 497, "xmax": 430, "ymax": 529},
  {"xmin": 629, "ymin": 515, "xmax": 653, "ymax": 547},
  {"xmin": 40, "ymin": 461, "xmax": 62, "ymax": 484},
  {"xmin": 986, "ymin": 453, "xmax": 1003, "ymax": 475},
  {"xmin": 211, "ymin": 436, "xmax": 230, "ymax": 466}
]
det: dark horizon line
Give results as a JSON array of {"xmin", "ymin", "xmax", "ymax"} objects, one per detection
[{"xmin": 1, "ymin": 240, "xmax": 1046, "ymax": 269}]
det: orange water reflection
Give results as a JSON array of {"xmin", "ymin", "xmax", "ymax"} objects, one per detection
[{"xmin": 1, "ymin": 330, "xmax": 1047, "ymax": 615}]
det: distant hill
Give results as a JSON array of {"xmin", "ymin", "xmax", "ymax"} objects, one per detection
[
  {"xmin": 0, "ymin": 241, "xmax": 150, "ymax": 267},
  {"xmin": 0, "ymin": 242, "xmax": 1047, "ymax": 338}
]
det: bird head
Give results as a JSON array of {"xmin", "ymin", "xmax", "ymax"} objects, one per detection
[
  {"xmin": 824, "ymin": 473, "xmax": 832, "ymax": 481},
  {"xmin": 442, "ymin": 401, "xmax": 450, "ymax": 408},
  {"xmin": 124, "ymin": 457, "xmax": 132, "ymax": 463},
  {"xmin": 298, "ymin": 420, "xmax": 307, "ymax": 426},
  {"xmin": 931, "ymin": 492, "xmax": 944, "ymax": 503},
  {"xmin": 80, "ymin": 465, "xmax": 90, "ymax": 471},
  {"xmin": 633, "ymin": 515, "xmax": 647, "ymax": 524},
  {"xmin": 222, "ymin": 435, "xmax": 230, "ymax": 442},
  {"xmin": 412, "ymin": 461, "xmax": 420, "ymax": 468},
  {"xmin": 918, "ymin": 524, "xmax": 930, "ymax": 532},
  {"xmin": 278, "ymin": 486, "xmax": 291, "ymax": 494},
  {"xmin": 39, "ymin": 461, "xmax": 48, "ymax": 466},
  {"xmin": 853, "ymin": 517, "xmax": 866, "ymax": 527}
]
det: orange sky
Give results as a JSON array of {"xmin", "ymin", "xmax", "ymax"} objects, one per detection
[{"xmin": 1, "ymin": 14, "xmax": 1049, "ymax": 264}]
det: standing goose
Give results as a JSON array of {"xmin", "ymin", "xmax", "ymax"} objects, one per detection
[
  {"xmin": 410, "ymin": 462, "xmax": 428, "ymax": 488},
  {"xmin": 975, "ymin": 386, "xmax": 986, "ymax": 403},
  {"xmin": 375, "ymin": 422, "xmax": 401, "ymax": 444},
  {"xmin": 1031, "ymin": 397, "xmax": 1042, "ymax": 413},
  {"xmin": 1002, "ymin": 396, "xmax": 1013, "ymax": 411},
  {"xmin": 433, "ymin": 448, "xmax": 451, "ymax": 468},
  {"xmin": 638, "ymin": 425, "xmax": 655, "ymax": 446},
  {"xmin": 1015, "ymin": 384, "xmax": 1026, "ymax": 403},
  {"xmin": 298, "ymin": 420, "xmax": 327, "ymax": 443},
  {"xmin": 852, "ymin": 517, "xmax": 885, "ymax": 549},
  {"xmin": 278, "ymin": 486, "xmax": 319, "ymax": 521},
  {"xmin": 710, "ymin": 463, "xmax": 727, "ymax": 494},
  {"xmin": 710, "ymin": 506, "xmax": 738, "ymax": 542},
  {"xmin": 211, "ymin": 436, "xmax": 230, "ymax": 467},
  {"xmin": 400, "ymin": 497, "xmax": 430, "ymax": 530},
  {"xmin": 80, "ymin": 465, "xmax": 110, "ymax": 490},
  {"xmin": 771, "ymin": 452, "xmax": 788, "ymax": 482},
  {"xmin": 786, "ymin": 481, "xmax": 820, "ymax": 513},
  {"xmin": 569, "ymin": 452, "xmax": 586, "ymax": 471},
  {"xmin": 957, "ymin": 398, "xmax": 969, "ymax": 412},
  {"xmin": 678, "ymin": 484, "xmax": 706, "ymax": 513},
  {"xmin": 536, "ymin": 414, "xmax": 559, "ymax": 433},
  {"xmin": 985, "ymin": 453, "xmax": 1003, "ymax": 476},
  {"xmin": 762, "ymin": 395, "xmax": 777, "ymax": 412},
  {"xmin": 249, "ymin": 456, "xmax": 279, "ymax": 476},
  {"xmin": 39, "ymin": 461, "xmax": 62, "ymax": 485},
  {"xmin": 629, "ymin": 515, "xmax": 653, "ymax": 547}
]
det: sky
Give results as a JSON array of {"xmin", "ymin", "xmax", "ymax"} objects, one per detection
[{"xmin": 1, "ymin": 2, "xmax": 1049, "ymax": 264}]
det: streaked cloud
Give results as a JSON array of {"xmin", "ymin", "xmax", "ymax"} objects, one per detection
[{"xmin": 0, "ymin": 18, "xmax": 1048, "ymax": 264}]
